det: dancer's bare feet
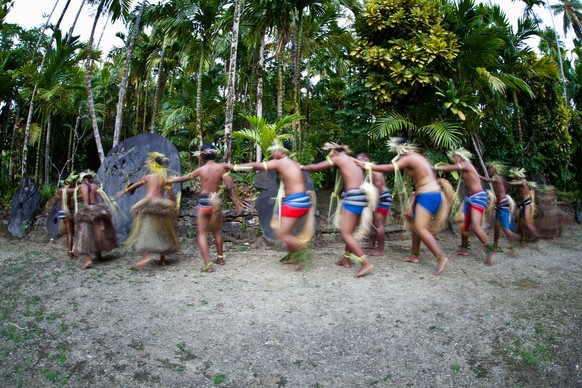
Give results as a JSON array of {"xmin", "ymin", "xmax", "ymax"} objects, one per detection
[
  {"xmin": 201, "ymin": 262, "xmax": 214, "ymax": 272},
  {"xmin": 363, "ymin": 242, "xmax": 376, "ymax": 249},
  {"xmin": 355, "ymin": 261, "xmax": 374, "ymax": 277},
  {"xmin": 456, "ymin": 248, "xmax": 469, "ymax": 256},
  {"xmin": 158, "ymin": 255, "xmax": 167, "ymax": 266},
  {"xmin": 401, "ymin": 254, "xmax": 419, "ymax": 263},
  {"xmin": 433, "ymin": 254, "xmax": 448, "ymax": 275},
  {"xmin": 132, "ymin": 255, "xmax": 151, "ymax": 269},
  {"xmin": 335, "ymin": 257, "xmax": 351, "ymax": 268},
  {"xmin": 368, "ymin": 250, "xmax": 384, "ymax": 257},
  {"xmin": 282, "ymin": 258, "xmax": 298, "ymax": 265},
  {"xmin": 212, "ymin": 255, "xmax": 225, "ymax": 265},
  {"xmin": 82, "ymin": 256, "xmax": 93, "ymax": 269},
  {"xmin": 485, "ymin": 251, "xmax": 495, "ymax": 266}
]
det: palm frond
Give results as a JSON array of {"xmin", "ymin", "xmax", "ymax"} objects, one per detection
[
  {"xmin": 233, "ymin": 128, "xmax": 261, "ymax": 143},
  {"xmin": 370, "ymin": 111, "xmax": 415, "ymax": 139},
  {"xmin": 29, "ymin": 123, "xmax": 42, "ymax": 146},
  {"xmin": 418, "ymin": 121, "xmax": 463, "ymax": 150},
  {"xmin": 476, "ymin": 67, "xmax": 507, "ymax": 94},
  {"xmin": 496, "ymin": 72, "xmax": 535, "ymax": 98},
  {"xmin": 272, "ymin": 113, "xmax": 303, "ymax": 131}
]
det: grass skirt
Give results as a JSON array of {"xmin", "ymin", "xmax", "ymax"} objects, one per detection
[
  {"xmin": 127, "ymin": 197, "xmax": 180, "ymax": 254},
  {"xmin": 74, "ymin": 205, "xmax": 118, "ymax": 254}
]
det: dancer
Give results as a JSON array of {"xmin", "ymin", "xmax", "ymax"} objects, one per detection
[
  {"xmin": 356, "ymin": 153, "xmax": 391, "ymax": 256},
  {"xmin": 73, "ymin": 170, "xmax": 118, "ymax": 269},
  {"xmin": 228, "ymin": 141, "xmax": 314, "ymax": 268},
  {"xmin": 54, "ymin": 172, "xmax": 78, "ymax": 258},
  {"xmin": 116, "ymin": 152, "xmax": 180, "ymax": 269},
  {"xmin": 358, "ymin": 138, "xmax": 452, "ymax": 275},
  {"xmin": 508, "ymin": 167, "xmax": 539, "ymax": 243},
  {"xmin": 170, "ymin": 144, "xmax": 240, "ymax": 272},
  {"xmin": 301, "ymin": 142, "xmax": 376, "ymax": 277},
  {"xmin": 479, "ymin": 162, "xmax": 519, "ymax": 253},
  {"xmin": 435, "ymin": 148, "xmax": 495, "ymax": 265}
]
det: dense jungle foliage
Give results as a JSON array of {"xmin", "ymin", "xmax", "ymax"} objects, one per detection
[{"xmin": 0, "ymin": 0, "xmax": 581, "ymax": 204}]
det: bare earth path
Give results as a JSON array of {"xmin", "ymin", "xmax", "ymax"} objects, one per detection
[{"xmin": 0, "ymin": 225, "xmax": 581, "ymax": 387}]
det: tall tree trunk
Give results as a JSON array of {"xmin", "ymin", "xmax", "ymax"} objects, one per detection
[
  {"xmin": 68, "ymin": 108, "xmax": 82, "ymax": 174},
  {"xmin": 546, "ymin": 2, "xmax": 568, "ymax": 106},
  {"xmin": 66, "ymin": 0, "xmax": 86, "ymax": 45},
  {"xmin": 113, "ymin": 0, "xmax": 146, "ymax": 147},
  {"xmin": 291, "ymin": 10, "xmax": 302, "ymax": 144},
  {"xmin": 149, "ymin": 44, "xmax": 166, "ymax": 133},
  {"xmin": 255, "ymin": 30, "xmax": 265, "ymax": 162},
  {"xmin": 44, "ymin": 116, "xmax": 51, "ymax": 185},
  {"xmin": 277, "ymin": 60, "xmax": 284, "ymax": 120},
  {"xmin": 275, "ymin": 29, "xmax": 286, "ymax": 120},
  {"xmin": 8, "ymin": 104, "xmax": 20, "ymax": 183},
  {"xmin": 470, "ymin": 135, "xmax": 493, "ymax": 191},
  {"xmin": 135, "ymin": 79, "xmax": 142, "ymax": 135},
  {"xmin": 195, "ymin": 41, "xmax": 206, "ymax": 149},
  {"xmin": 223, "ymin": 0, "xmax": 243, "ymax": 163},
  {"xmin": 34, "ymin": 116, "xmax": 44, "ymax": 184},
  {"xmin": 304, "ymin": 57, "xmax": 310, "ymax": 145},
  {"xmin": 142, "ymin": 83, "xmax": 148, "ymax": 133},
  {"xmin": 511, "ymin": 90, "xmax": 524, "ymax": 162},
  {"xmin": 71, "ymin": 107, "xmax": 83, "ymax": 174},
  {"xmin": 85, "ymin": 0, "xmax": 107, "ymax": 163},
  {"xmin": 22, "ymin": 0, "xmax": 68, "ymax": 177},
  {"xmin": 97, "ymin": 14, "xmax": 110, "ymax": 49}
]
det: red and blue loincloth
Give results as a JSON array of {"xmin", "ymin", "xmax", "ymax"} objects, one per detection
[
  {"xmin": 197, "ymin": 193, "xmax": 213, "ymax": 213},
  {"xmin": 376, "ymin": 189, "xmax": 392, "ymax": 215},
  {"xmin": 463, "ymin": 190, "xmax": 489, "ymax": 231},
  {"xmin": 281, "ymin": 192, "xmax": 312, "ymax": 218}
]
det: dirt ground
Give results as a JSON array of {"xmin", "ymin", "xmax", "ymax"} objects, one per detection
[{"xmin": 0, "ymin": 214, "xmax": 581, "ymax": 387}]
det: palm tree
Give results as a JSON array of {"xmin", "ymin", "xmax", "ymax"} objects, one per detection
[
  {"xmin": 370, "ymin": 111, "xmax": 463, "ymax": 151},
  {"xmin": 550, "ymin": 0, "xmax": 582, "ymax": 40},
  {"xmin": 551, "ymin": 0, "xmax": 582, "ymax": 39},
  {"xmin": 21, "ymin": 0, "xmax": 75, "ymax": 178},
  {"xmin": 223, "ymin": 0, "xmax": 243, "ymax": 163},
  {"xmin": 0, "ymin": 1, "xmax": 13, "ymax": 28},
  {"xmin": 234, "ymin": 114, "xmax": 300, "ymax": 160},
  {"xmin": 112, "ymin": 0, "xmax": 146, "ymax": 147},
  {"xmin": 35, "ymin": 31, "xmax": 83, "ymax": 184},
  {"xmin": 84, "ymin": 0, "xmax": 130, "ymax": 163},
  {"xmin": 514, "ymin": 0, "xmax": 546, "ymax": 23}
]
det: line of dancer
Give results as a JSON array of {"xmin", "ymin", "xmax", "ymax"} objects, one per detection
[{"xmin": 56, "ymin": 138, "xmax": 540, "ymax": 277}]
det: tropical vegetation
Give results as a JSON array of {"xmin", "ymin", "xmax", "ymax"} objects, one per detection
[{"xmin": 0, "ymin": 0, "xmax": 581, "ymax": 201}]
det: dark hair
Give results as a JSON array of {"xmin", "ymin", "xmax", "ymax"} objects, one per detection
[
  {"xmin": 356, "ymin": 152, "xmax": 369, "ymax": 159},
  {"xmin": 155, "ymin": 156, "xmax": 170, "ymax": 167},
  {"xmin": 199, "ymin": 143, "xmax": 217, "ymax": 160},
  {"xmin": 282, "ymin": 140, "xmax": 292, "ymax": 152}
]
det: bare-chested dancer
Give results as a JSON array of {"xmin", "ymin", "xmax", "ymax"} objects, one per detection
[
  {"xmin": 74, "ymin": 170, "xmax": 118, "ymax": 269},
  {"xmin": 436, "ymin": 148, "xmax": 495, "ymax": 266},
  {"xmin": 116, "ymin": 153, "xmax": 180, "ymax": 269},
  {"xmin": 170, "ymin": 144, "xmax": 240, "ymax": 272},
  {"xmin": 479, "ymin": 162, "xmax": 519, "ymax": 253},
  {"xmin": 302, "ymin": 142, "xmax": 376, "ymax": 278},
  {"xmin": 356, "ymin": 153, "xmax": 391, "ymax": 256},
  {"xmin": 358, "ymin": 138, "xmax": 451, "ymax": 275},
  {"xmin": 228, "ymin": 141, "xmax": 313, "ymax": 268},
  {"xmin": 508, "ymin": 167, "xmax": 539, "ymax": 243}
]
